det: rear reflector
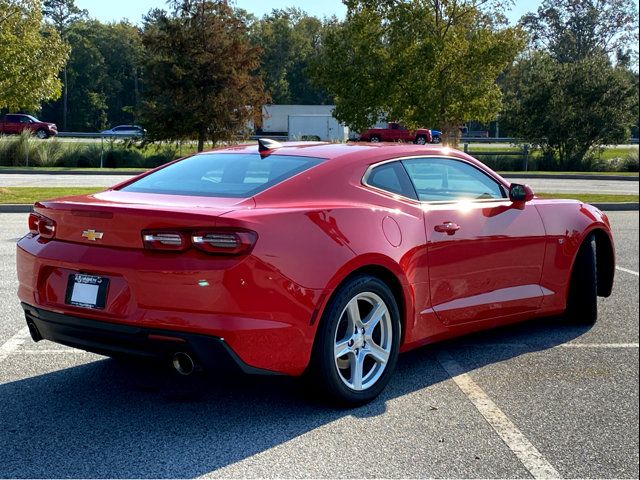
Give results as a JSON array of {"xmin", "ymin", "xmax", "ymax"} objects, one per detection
[{"xmin": 142, "ymin": 231, "xmax": 188, "ymax": 251}]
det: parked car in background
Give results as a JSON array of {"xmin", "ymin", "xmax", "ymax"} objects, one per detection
[
  {"xmin": 17, "ymin": 141, "xmax": 615, "ymax": 406},
  {"xmin": 101, "ymin": 125, "xmax": 146, "ymax": 138},
  {"xmin": 0, "ymin": 114, "xmax": 58, "ymax": 139},
  {"xmin": 359, "ymin": 122, "xmax": 432, "ymax": 144}
]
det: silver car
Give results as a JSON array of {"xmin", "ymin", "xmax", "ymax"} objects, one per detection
[{"xmin": 101, "ymin": 125, "xmax": 146, "ymax": 138}]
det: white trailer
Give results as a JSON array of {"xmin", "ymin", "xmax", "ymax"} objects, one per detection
[
  {"xmin": 288, "ymin": 114, "xmax": 349, "ymax": 142},
  {"xmin": 261, "ymin": 105, "xmax": 338, "ymax": 134}
]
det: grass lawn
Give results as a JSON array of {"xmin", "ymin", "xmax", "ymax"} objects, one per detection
[
  {"xmin": 536, "ymin": 192, "xmax": 639, "ymax": 203},
  {"xmin": 498, "ymin": 171, "xmax": 639, "ymax": 177},
  {"xmin": 1, "ymin": 187, "xmax": 637, "ymax": 205},
  {"xmin": 0, "ymin": 187, "xmax": 102, "ymax": 204}
]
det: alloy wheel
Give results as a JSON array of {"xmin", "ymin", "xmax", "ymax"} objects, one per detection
[{"xmin": 333, "ymin": 292, "xmax": 393, "ymax": 391}]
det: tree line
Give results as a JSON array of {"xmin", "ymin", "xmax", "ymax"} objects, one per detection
[{"xmin": 0, "ymin": 0, "xmax": 638, "ymax": 167}]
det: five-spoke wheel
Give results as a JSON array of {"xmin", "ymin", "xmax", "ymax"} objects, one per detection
[{"xmin": 310, "ymin": 275, "xmax": 400, "ymax": 406}]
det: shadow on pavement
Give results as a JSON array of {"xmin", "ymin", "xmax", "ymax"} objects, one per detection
[{"xmin": 0, "ymin": 316, "xmax": 589, "ymax": 478}]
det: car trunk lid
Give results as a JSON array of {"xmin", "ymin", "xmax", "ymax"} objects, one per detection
[{"xmin": 34, "ymin": 190, "xmax": 254, "ymax": 249}]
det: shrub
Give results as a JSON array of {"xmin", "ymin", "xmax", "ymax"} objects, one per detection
[{"xmin": 33, "ymin": 139, "xmax": 65, "ymax": 167}]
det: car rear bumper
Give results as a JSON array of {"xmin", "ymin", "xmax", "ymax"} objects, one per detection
[
  {"xmin": 22, "ymin": 303, "xmax": 279, "ymax": 375},
  {"xmin": 16, "ymin": 237, "xmax": 324, "ymax": 376}
]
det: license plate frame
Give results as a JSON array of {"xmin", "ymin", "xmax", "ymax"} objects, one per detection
[{"xmin": 65, "ymin": 273, "xmax": 109, "ymax": 310}]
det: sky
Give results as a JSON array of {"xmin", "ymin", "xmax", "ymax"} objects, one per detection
[{"xmin": 74, "ymin": 0, "xmax": 545, "ymax": 25}]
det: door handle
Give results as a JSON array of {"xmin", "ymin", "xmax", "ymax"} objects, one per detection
[{"xmin": 434, "ymin": 222, "xmax": 461, "ymax": 235}]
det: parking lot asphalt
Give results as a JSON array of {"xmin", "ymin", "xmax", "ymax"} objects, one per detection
[{"xmin": 0, "ymin": 212, "xmax": 637, "ymax": 479}]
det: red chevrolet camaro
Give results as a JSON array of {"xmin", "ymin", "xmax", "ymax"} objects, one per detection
[{"xmin": 16, "ymin": 141, "xmax": 615, "ymax": 405}]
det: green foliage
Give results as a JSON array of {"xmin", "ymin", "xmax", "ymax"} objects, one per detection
[
  {"xmin": 311, "ymin": 1, "xmax": 525, "ymax": 142},
  {"xmin": 140, "ymin": 0, "xmax": 267, "ymax": 151},
  {"xmin": 521, "ymin": 0, "xmax": 639, "ymax": 66},
  {"xmin": 251, "ymin": 8, "xmax": 331, "ymax": 105},
  {"xmin": 502, "ymin": 56, "xmax": 638, "ymax": 169},
  {"xmin": 0, "ymin": 0, "xmax": 69, "ymax": 111},
  {"xmin": 40, "ymin": 20, "xmax": 143, "ymax": 131}
]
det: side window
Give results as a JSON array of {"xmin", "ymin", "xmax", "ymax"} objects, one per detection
[
  {"xmin": 6, "ymin": 115, "xmax": 19, "ymax": 123},
  {"xmin": 19, "ymin": 116, "xmax": 31, "ymax": 123},
  {"xmin": 365, "ymin": 162, "xmax": 418, "ymax": 200},
  {"xmin": 402, "ymin": 158, "xmax": 506, "ymax": 202}
]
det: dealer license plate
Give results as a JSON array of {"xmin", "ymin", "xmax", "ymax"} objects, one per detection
[{"xmin": 65, "ymin": 273, "xmax": 109, "ymax": 309}]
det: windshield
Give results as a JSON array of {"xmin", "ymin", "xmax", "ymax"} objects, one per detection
[
  {"xmin": 120, "ymin": 152, "xmax": 324, "ymax": 198},
  {"xmin": 26, "ymin": 115, "xmax": 40, "ymax": 122}
]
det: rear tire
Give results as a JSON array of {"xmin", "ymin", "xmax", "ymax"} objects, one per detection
[
  {"xmin": 415, "ymin": 135, "xmax": 428, "ymax": 145},
  {"xmin": 566, "ymin": 234, "xmax": 598, "ymax": 325},
  {"xmin": 309, "ymin": 275, "xmax": 401, "ymax": 406},
  {"xmin": 369, "ymin": 135, "xmax": 381, "ymax": 143}
]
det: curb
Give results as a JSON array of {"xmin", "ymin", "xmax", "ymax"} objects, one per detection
[
  {"xmin": 590, "ymin": 202, "xmax": 639, "ymax": 211},
  {"xmin": 1, "ymin": 203, "xmax": 637, "ymax": 214},
  {"xmin": 501, "ymin": 173, "xmax": 638, "ymax": 181}
]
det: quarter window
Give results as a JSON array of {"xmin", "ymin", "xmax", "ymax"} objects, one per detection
[
  {"xmin": 402, "ymin": 158, "xmax": 505, "ymax": 202},
  {"xmin": 365, "ymin": 162, "xmax": 418, "ymax": 200}
]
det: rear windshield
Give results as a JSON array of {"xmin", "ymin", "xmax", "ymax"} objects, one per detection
[{"xmin": 120, "ymin": 153, "xmax": 323, "ymax": 198}]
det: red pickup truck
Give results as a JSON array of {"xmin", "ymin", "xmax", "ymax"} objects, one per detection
[
  {"xmin": 359, "ymin": 122, "xmax": 432, "ymax": 144},
  {"xmin": 0, "ymin": 114, "xmax": 58, "ymax": 139}
]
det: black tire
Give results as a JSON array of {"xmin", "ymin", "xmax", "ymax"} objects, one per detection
[
  {"xmin": 566, "ymin": 234, "xmax": 598, "ymax": 325},
  {"xmin": 369, "ymin": 135, "xmax": 381, "ymax": 143},
  {"xmin": 415, "ymin": 135, "xmax": 428, "ymax": 145},
  {"xmin": 432, "ymin": 135, "xmax": 441, "ymax": 144},
  {"xmin": 35, "ymin": 129, "xmax": 48, "ymax": 139},
  {"xmin": 309, "ymin": 275, "xmax": 401, "ymax": 406}
]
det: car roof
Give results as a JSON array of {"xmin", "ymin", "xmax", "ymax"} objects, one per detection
[{"xmin": 203, "ymin": 141, "xmax": 486, "ymax": 169}]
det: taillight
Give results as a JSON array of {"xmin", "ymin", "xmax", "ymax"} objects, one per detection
[
  {"xmin": 141, "ymin": 229, "xmax": 257, "ymax": 255},
  {"xmin": 28, "ymin": 213, "xmax": 40, "ymax": 234},
  {"xmin": 142, "ymin": 231, "xmax": 188, "ymax": 251},
  {"xmin": 191, "ymin": 230, "xmax": 258, "ymax": 255},
  {"xmin": 28, "ymin": 213, "xmax": 56, "ymax": 239}
]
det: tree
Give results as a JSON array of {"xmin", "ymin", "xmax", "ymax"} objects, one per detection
[
  {"xmin": 140, "ymin": 0, "xmax": 267, "ymax": 151},
  {"xmin": 311, "ymin": 1, "xmax": 525, "ymax": 144},
  {"xmin": 521, "ymin": 0, "xmax": 639, "ymax": 66},
  {"xmin": 251, "ymin": 8, "xmax": 331, "ymax": 105},
  {"xmin": 40, "ymin": 20, "xmax": 143, "ymax": 131},
  {"xmin": 42, "ymin": 0, "xmax": 87, "ymax": 130},
  {"xmin": 0, "ymin": 0, "xmax": 69, "ymax": 111},
  {"xmin": 502, "ymin": 52, "xmax": 638, "ymax": 168}
]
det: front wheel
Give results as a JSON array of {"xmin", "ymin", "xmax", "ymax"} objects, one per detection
[
  {"xmin": 415, "ymin": 135, "xmax": 428, "ymax": 145},
  {"xmin": 369, "ymin": 135, "xmax": 381, "ymax": 143},
  {"xmin": 566, "ymin": 234, "xmax": 598, "ymax": 325},
  {"xmin": 310, "ymin": 275, "xmax": 401, "ymax": 406},
  {"xmin": 35, "ymin": 129, "xmax": 48, "ymax": 139}
]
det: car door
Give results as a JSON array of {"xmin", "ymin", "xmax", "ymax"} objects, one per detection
[
  {"xmin": 402, "ymin": 157, "xmax": 547, "ymax": 326},
  {"xmin": 5, "ymin": 115, "xmax": 21, "ymax": 134}
]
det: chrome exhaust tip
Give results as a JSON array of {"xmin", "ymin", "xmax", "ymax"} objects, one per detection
[{"xmin": 172, "ymin": 352, "xmax": 195, "ymax": 376}]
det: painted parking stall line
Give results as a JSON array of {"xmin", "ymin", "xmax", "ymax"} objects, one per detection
[
  {"xmin": 0, "ymin": 327, "xmax": 31, "ymax": 363},
  {"xmin": 560, "ymin": 343, "xmax": 639, "ymax": 349},
  {"xmin": 436, "ymin": 350, "xmax": 561, "ymax": 480},
  {"xmin": 616, "ymin": 266, "xmax": 639, "ymax": 276}
]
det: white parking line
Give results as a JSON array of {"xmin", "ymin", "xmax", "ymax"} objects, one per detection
[
  {"xmin": 616, "ymin": 266, "xmax": 639, "ymax": 276},
  {"xmin": 436, "ymin": 350, "xmax": 561, "ymax": 480},
  {"xmin": 0, "ymin": 327, "xmax": 31, "ymax": 363},
  {"xmin": 560, "ymin": 343, "xmax": 639, "ymax": 349}
]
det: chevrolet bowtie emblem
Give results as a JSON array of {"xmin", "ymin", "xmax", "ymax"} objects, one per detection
[{"xmin": 82, "ymin": 229, "xmax": 104, "ymax": 241}]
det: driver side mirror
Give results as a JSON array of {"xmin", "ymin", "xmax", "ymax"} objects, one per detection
[{"xmin": 509, "ymin": 183, "xmax": 535, "ymax": 202}]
